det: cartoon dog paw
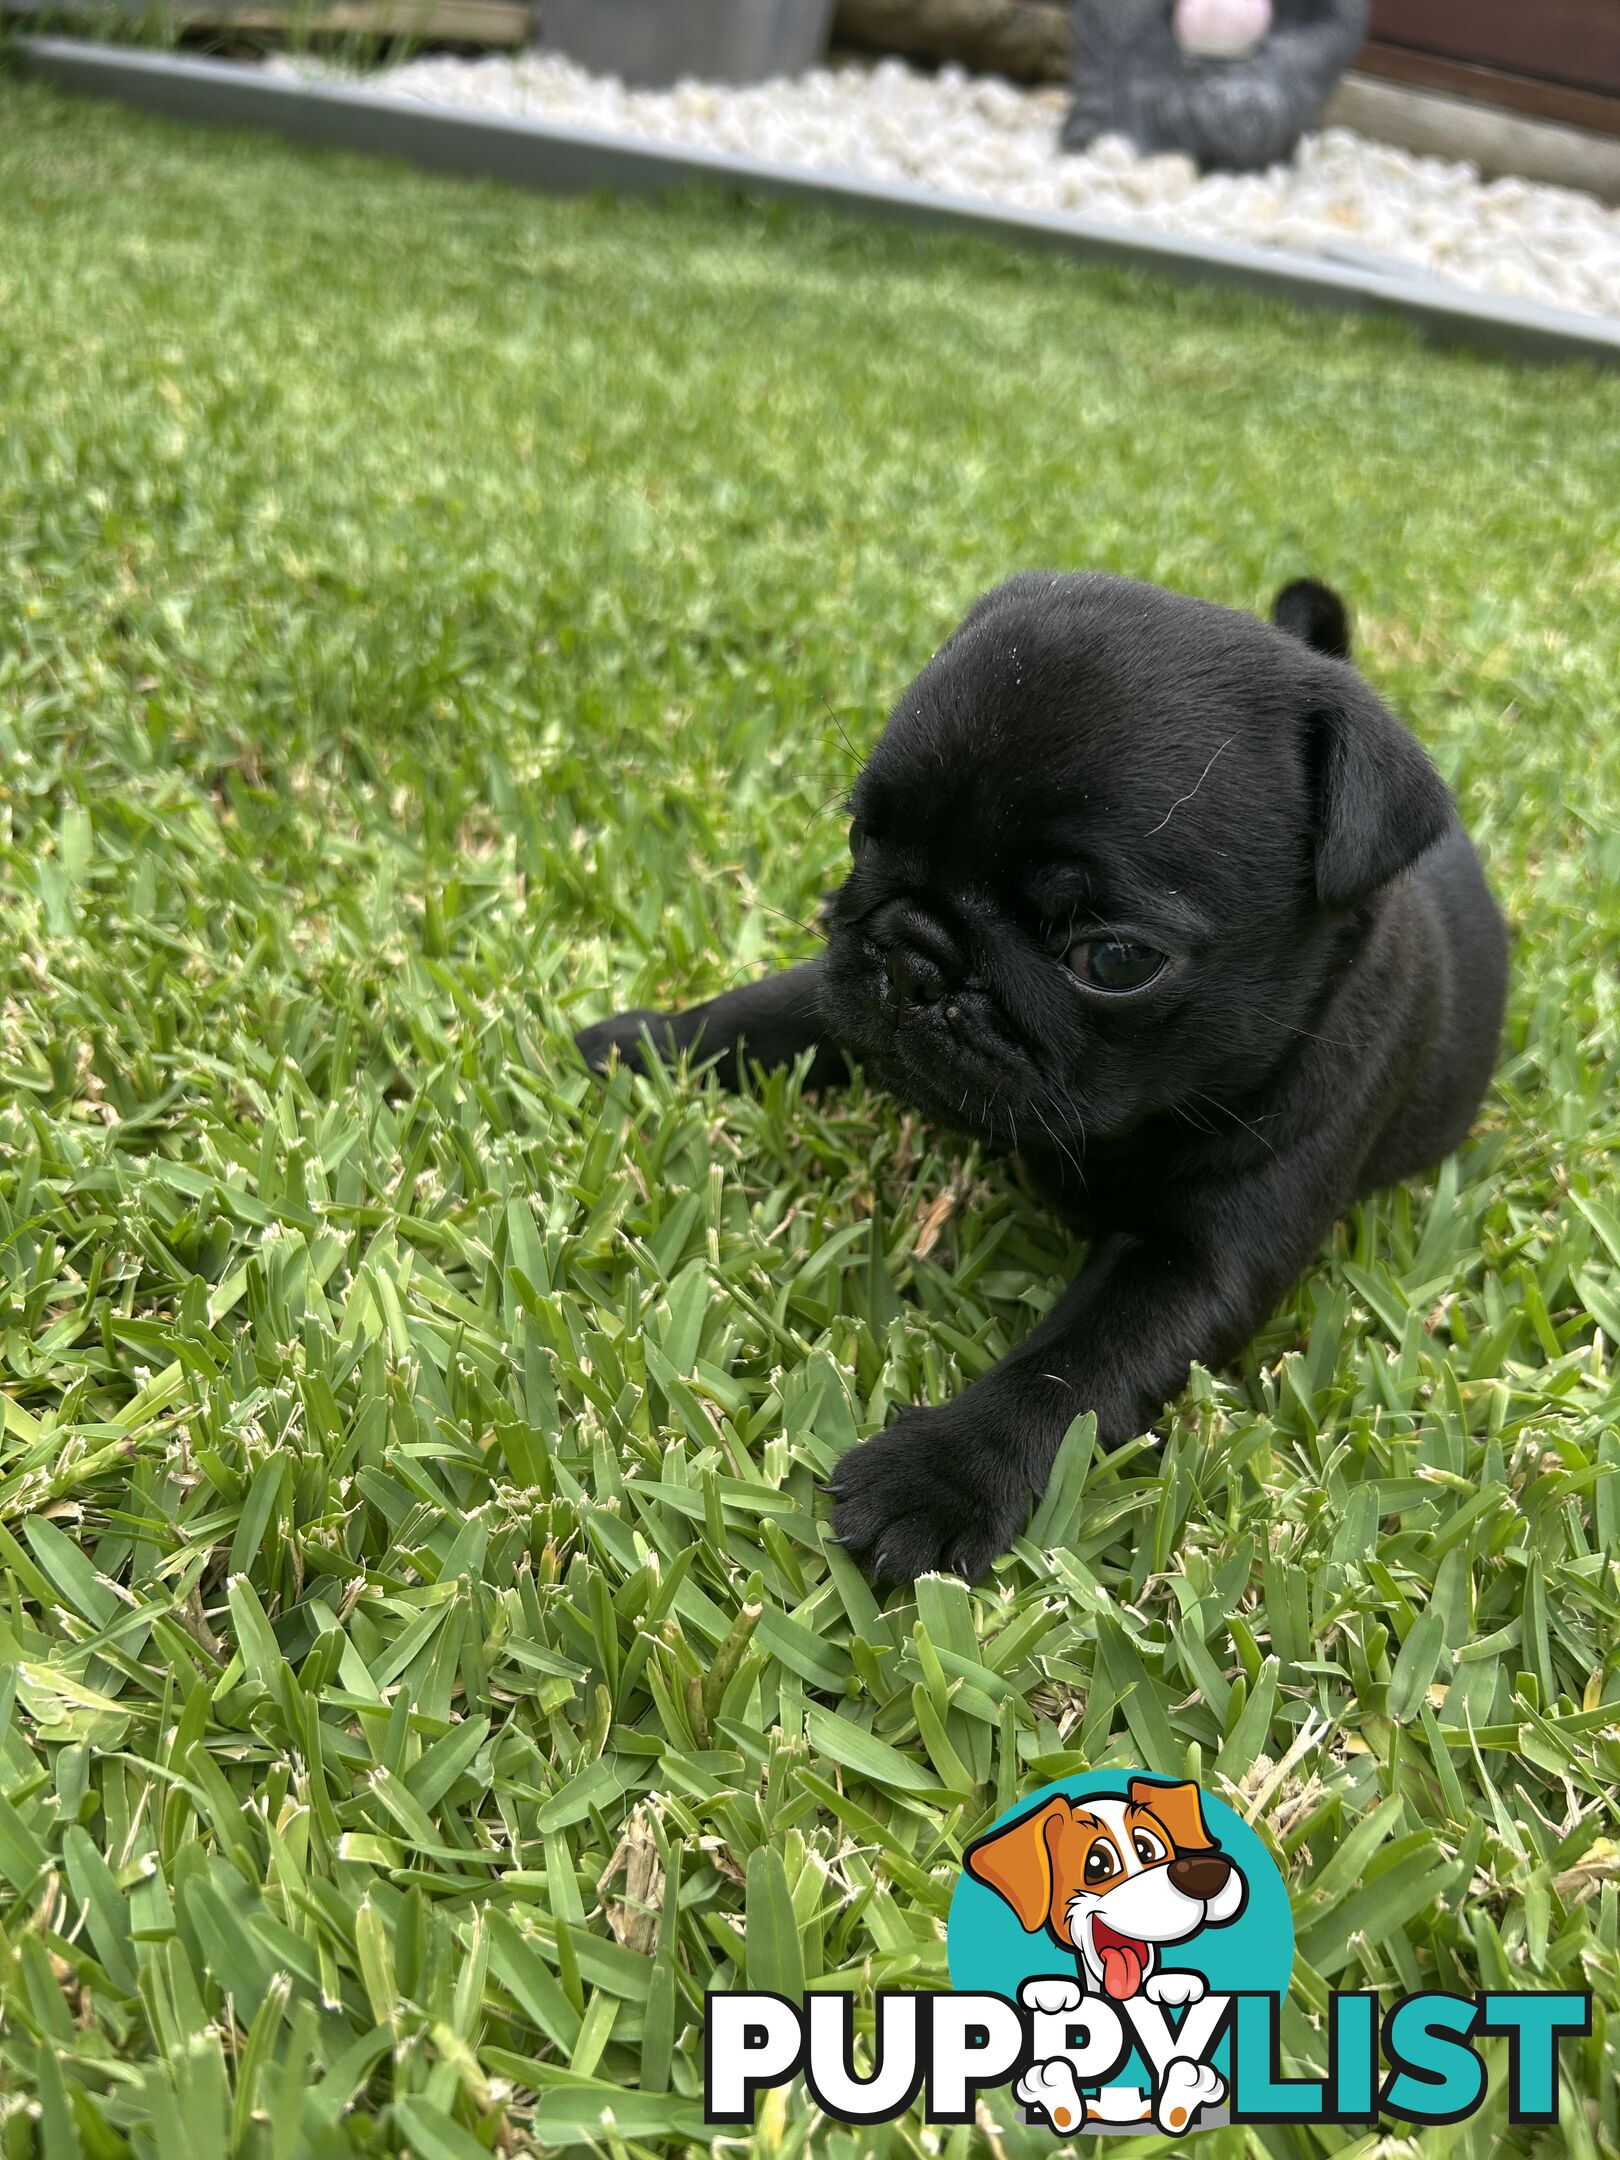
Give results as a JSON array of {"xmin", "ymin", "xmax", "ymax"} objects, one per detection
[
  {"xmin": 1019, "ymin": 1976, "xmax": 1086, "ymax": 2016},
  {"xmin": 1155, "ymin": 2057, "xmax": 1225, "ymax": 2135},
  {"xmin": 1017, "ymin": 2058, "xmax": 1088, "ymax": 2134},
  {"xmin": 1145, "ymin": 1969, "xmax": 1207, "ymax": 2008}
]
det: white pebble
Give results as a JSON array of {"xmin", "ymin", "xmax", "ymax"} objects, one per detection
[{"xmin": 265, "ymin": 48, "xmax": 1620, "ymax": 322}]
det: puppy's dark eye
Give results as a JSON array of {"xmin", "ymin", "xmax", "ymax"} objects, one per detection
[
  {"xmin": 1067, "ymin": 939, "xmax": 1167, "ymax": 993},
  {"xmin": 1083, "ymin": 1839, "xmax": 1121, "ymax": 1884},
  {"xmin": 850, "ymin": 827, "xmax": 872, "ymax": 859}
]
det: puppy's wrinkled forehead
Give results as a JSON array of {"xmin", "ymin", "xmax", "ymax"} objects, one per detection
[{"xmin": 856, "ymin": 575, "xmax": 1310, "ymax": 899}]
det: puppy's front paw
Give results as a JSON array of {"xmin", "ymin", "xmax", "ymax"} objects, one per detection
[
  {"xmin": 574, "ymin": 1009, "xmax": 673, "ymax": 1076},
  {"xmin": 1145, "ymin": 1970, "xmax": 1206, "ymax": 2008},
  {"xmin": 827, "ymin": 1404, "xmax": 1027, "ymax": 1585}
]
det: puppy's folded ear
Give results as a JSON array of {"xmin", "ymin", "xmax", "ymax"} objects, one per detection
[
  {"xmin": 965, "ymin": 1798, "xmax": 1066, "ymax": 1931},
  {"xmin": 1307, "ymin": 668, "xmax": 1454, "ymax": 910},
  {"xmin": 1274, "ymin": 577, "xmax": 1352, "ymax": 660},
  {"xmin": 1128, "ymin": 1778, "xmax": 1216, "ymax": 1854}
]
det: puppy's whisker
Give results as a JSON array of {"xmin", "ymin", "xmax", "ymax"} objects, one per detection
[
  {"xmin": 1031, "ymin": 1098, "xmax": 1085, "ymax": 1186},
  {"xmin": 820, "ymin": 696, "xmax": 865, "ymax": 773},
  {"xmin": 1186, "ymin": 1089, "xmax": 1280, "ymax": 1159},
  {"xmin": 801, "ymin": 786, "xmax": 855, "ymax": 838},
  {"xmin": 751, "ymin": 898, "xmax": 827, "ymax": 944},
  {"xmin": 1040, "ymin": 1075, "xmax": 1089, "ymax": 1160},
  {"xmin": 1230, "ymin": 1000, "xmax": 1359, "ymax": 1052}
]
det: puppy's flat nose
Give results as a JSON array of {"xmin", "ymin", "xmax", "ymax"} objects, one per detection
[
  {"xmin": 885, "ymin": 943, "xmax": 944, "ymax": 1007},
  {"xmin": 1168, "ymin": 1853, "xmax": 1232, "ymax": 1901}
]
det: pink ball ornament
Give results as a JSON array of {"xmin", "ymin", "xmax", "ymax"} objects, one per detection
[{"xmin": 1172, "ymin": 0, "xmax": 1274, "ymax": 60}]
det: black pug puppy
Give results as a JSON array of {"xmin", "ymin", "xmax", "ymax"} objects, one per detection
[{"xmin": 577, "ymin": 574, "xmax": 1507, "ymax": 1584}]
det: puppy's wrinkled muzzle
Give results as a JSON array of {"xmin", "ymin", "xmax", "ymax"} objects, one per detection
[
  {"xmin": 884, "ymin": 942, "xmax": 945, "ymax": 1008},
  {"xmin": 874, "ymin": 899, "xmax": 964, "ymax": 977}
]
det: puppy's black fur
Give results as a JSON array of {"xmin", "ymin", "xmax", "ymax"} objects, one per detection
[{"xmin": 578, "ymin": 574, "xmax": 1507, "ymax": 1582}]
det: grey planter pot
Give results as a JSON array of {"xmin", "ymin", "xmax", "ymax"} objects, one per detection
[{"xmin": 537, "ymin": 0, "xmax": 834, "ymax": 85}]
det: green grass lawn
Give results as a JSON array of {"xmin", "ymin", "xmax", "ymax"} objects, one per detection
[{"xmin": 1, "ymin": 71, "xmax": 1618, "ymax": 2160}]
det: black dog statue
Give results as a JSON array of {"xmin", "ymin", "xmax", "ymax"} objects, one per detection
[
  {"xmin": 1065, "ymin": 0, "xmax": 1371, "ymax": 172},
  {"xmin": 578, "ymin": 575, "xmax": 1507, "ymax": 1583}
]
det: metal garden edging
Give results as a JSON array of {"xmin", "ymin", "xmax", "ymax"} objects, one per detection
[{"xmin": 14, "ymin": 35, "xmax": 1620, "ymax": 368}]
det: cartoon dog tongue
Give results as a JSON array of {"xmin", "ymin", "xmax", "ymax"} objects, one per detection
[{"xmin": 1093, "ymin": 1923, "xmax": 1147, "ymax": 2000}]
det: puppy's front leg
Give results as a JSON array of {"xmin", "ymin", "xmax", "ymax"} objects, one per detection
[
  {"xmin": 830, "ymin": 1205, "xmax": 1322, "ymax": 1583},
  {"xmin": 575, "ymin": 960, "xmax": 850, "ymax": 1091}
]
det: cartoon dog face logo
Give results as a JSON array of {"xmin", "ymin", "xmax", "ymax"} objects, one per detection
[{"xmin": 965, "ymin": 1778, "xmax": 1247, "ymax": 2002}]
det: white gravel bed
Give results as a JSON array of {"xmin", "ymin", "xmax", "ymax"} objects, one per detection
[{"xmin": 272, "ymin": 49, "xmax": 1620, "ymax": 324}]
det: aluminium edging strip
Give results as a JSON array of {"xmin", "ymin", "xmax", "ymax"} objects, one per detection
[{"xmin": 14, "ymin": 34, "xmax": 1620, "ymax": 367}]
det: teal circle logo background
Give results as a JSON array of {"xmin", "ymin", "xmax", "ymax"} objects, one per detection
[{"xmin": 947, "ymin": 1772, "xmax": 1293, "ymax": 2074}]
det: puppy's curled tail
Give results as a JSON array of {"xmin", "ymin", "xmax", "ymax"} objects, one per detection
[{"xmin": 1273, "ymin": 577, "xmax": 1352, "ymax": 660}]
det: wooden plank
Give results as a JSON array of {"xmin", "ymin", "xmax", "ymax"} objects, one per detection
[
  {"xmin": 1328, "ymin": 72, "xmax": 1620, "ymax": 199},
  {"xmin": 1368, "ymin": 0, "xmax": 1620, "ymax": 99},
  {"xmin": 832, "ymin": 0, "xmax": 1067, "ymax": 83},
  {"xmin": 1359, "ymin": 41, "xmax": 1620, "ymax": 142}
]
